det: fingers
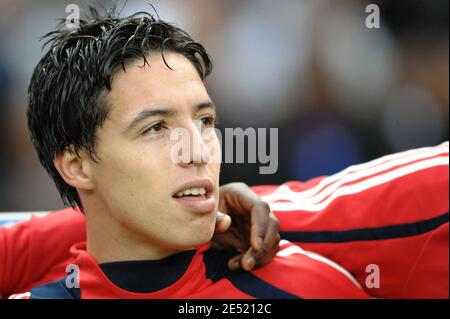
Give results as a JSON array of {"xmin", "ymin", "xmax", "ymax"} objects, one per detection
[
  {"xmin": 250, "ymin": 201, "xmax": 271, "ymax": 251},
  {"xmin": 218, "ymin": 182, "xmax": 281, "ymax": 272},
  {"xmin": 250, "ymin": 224, "xmax": 263, "ymax": 251},
  {"xmin": 228, "ymin": 215, "xmax": 280, "ymax": 272},
  {"xmin": 212, "ymin": 232, "xmax": 248, "ymax": 252},
  {"xmin": 219, "ymin": 183, "xmax": 273, "ymax": 251},
  {"xmin": 262, "ymin": 212, "xmax": 280, "ymax": 253},
  {"xmin": 214, "ymin": 211, "xmax": 231, "ymax": 233},
  {"xmin": 240, "ymin": 247, "xmax": 257, "ymax": 271},
  {"xmin": 227, "ymin": 253, "xmax": 245, "ymax": 271},
  {"xmin": 252, "ymin": 216, "xmax": 280, "ymax": 267},
  {"xmin": 219, "ymin": 183, "xmax": 261, "ymax": 215},
  {"xmin": 228, "ymin": 245, "xmax": 266, "ymax": 272}
]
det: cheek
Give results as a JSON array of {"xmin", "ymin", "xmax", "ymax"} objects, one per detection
[{"xmin": 93, "ymin": 142, "xmax": 172, "ymax": 210}]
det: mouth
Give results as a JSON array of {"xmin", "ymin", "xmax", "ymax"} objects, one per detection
[{"xmin": 172, "ymin": 179, "xmax": 216, "ymax": 214}]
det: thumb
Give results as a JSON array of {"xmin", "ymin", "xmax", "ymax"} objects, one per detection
[{"xmin": 214, "ymin": 211, "xmax": 232, "ymax": 233}]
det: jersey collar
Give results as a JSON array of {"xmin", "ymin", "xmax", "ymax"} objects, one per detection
[{"xmin": 70, "ymin": 241, "xmax": 211, "ymax": 298}]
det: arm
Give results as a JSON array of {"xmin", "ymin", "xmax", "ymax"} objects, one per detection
[
  {"xmin": 0, "ymin": 208, "xmax": 85, "ymax": 297},
  {"xmin": 253, "ymin": 141, "xmax": 449, "ymax": 298}
]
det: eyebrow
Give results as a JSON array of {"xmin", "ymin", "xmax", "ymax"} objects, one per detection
[
  {"xmin": 197, "ymin": 100, "xmax": 215, "ymax": 112},
  {"xmin": 125, "ymin": 100, "xmax": 215, "ymax": 133}
]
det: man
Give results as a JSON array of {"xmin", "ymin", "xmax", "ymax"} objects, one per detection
[{"xmin": 18, "ymin": 9, "xmax": 369, "ymax": 298}]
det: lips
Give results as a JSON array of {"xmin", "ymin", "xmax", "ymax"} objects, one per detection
[{"xmin": 172, "ymin": 179, "xmax": 216, "ymax": 214}]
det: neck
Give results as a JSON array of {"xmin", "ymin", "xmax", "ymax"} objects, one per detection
[{"xmin": 83, "ymin": 200, "xmax": 183, "ymax": 263}]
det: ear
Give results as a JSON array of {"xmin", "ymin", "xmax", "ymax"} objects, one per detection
[{"xmin": 53, "ymin": 147, "xmax": 95, "ymax": 191}]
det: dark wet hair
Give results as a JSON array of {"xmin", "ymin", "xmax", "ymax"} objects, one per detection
[{"xmin": 27, "ymin": 6, "xmax": 212, "ymax": 209}]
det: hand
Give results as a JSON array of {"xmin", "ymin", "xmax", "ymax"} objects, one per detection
[{"xmin": 212, "ymin": 182, "xmax": 280, "ymax": 272}]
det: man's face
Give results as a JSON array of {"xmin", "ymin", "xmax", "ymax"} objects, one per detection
[{"xmin": 89, "ymin": 52, "xmax": 221, "ymax": 251}]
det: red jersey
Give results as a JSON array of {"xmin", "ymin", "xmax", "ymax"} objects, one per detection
[
  {"xmin": 253, "ymin": 141, "xmax": 449, "ymax": 298},
  {"xmin": 24, "ymin": 240, "xmax": 368, "ymax": 299},
  {"xmin": 2, "ymin": 142, "xmax": 448, "ymax": 298}
]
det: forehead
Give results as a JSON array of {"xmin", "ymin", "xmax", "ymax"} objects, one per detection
[{"xmin": 105, "ymin": 52, "xmax": 209, "ymax": 121}]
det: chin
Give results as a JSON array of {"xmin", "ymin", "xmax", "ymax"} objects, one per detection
[
  {"xmin": 186, "ymin": 224, "xmax": 215, "ymax": 247},
  {"xmin": 168, "ymin": 214, "xmax": 216, "ymax": 249}
]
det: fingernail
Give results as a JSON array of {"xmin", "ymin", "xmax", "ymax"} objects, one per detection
[{"xmin": 247, "ymin": 257, "xmax": 256, "ymax": 269}]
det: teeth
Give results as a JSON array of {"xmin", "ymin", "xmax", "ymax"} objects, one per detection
[{"xmin": 176, "ymin": 187, "xmax": 207, "ymax": 197}]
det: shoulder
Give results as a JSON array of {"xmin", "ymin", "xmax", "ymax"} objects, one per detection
[
  {"xmin": 250, "ymin": 240, "xmax": 369, "ymax": 298},
  {"xmin": 202, "ymin": 244, "xmax": 368, "ymax": 299}
]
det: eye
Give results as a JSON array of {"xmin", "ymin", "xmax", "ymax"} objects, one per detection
[
  {"xmin": 142, "ymin": 122, "xmax": 167, "ymax": 135},
  {"xmin": 199, "ymin": 115, "xmax": 216, "ymax": 127}
]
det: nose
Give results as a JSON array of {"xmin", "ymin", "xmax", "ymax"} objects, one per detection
[{"xmin": 172, "ymin": 123, "xmax": 210, "ymax": 167}]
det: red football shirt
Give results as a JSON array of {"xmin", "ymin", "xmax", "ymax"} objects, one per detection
[{"xmin": 2, "ymin": 142, "xmax": 448, "ymax": 298}]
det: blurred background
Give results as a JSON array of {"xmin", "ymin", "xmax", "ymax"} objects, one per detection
[{"xmin": 0, "ymin": 0, "xmax": 448, "ymax": 211}]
